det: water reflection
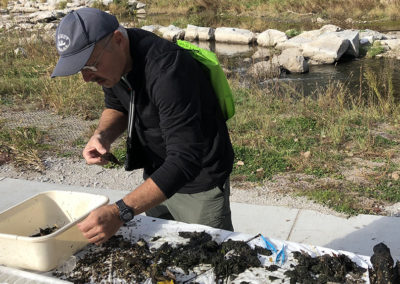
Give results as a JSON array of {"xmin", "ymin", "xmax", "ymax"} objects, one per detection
[{"xmin": 208, "ymin": 43, "xmax": 400, "ymax": 99}]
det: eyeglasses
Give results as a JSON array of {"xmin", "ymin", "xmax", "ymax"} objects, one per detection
[{"xmin": 81, "ymin": 35, "xmax": 113, "ymax": 72}]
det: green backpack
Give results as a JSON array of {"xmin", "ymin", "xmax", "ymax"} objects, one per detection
[{"xmin": 176, "ymin": 40, "xmax": 235, "ymax": 121}]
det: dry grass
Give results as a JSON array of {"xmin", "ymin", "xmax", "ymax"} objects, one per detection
[{"xmin": 0, "ymin": 0, "xmax": 7, "ymax": 8}]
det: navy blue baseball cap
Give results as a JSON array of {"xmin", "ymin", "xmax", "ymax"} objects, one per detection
[{"xmin": 51, "ymin": 8, "xmax": 119, "ymax": 78}]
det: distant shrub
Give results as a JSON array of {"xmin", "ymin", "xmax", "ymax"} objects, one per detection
[
  {"xmin": 285, "ymin": 29, "xmax": 301, "ymax": 38},
  {"xmin": 56, "ymin": 0, "xmax": 67, "ymax": 9}
]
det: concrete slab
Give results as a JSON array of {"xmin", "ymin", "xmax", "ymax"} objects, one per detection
[
  {"xmin": 231, "ymin": 202, "xmax": 299, "ymax": 240},
  {"xmin": 289, "ymin": 209, "xmax": 400, "ymax": 260}
]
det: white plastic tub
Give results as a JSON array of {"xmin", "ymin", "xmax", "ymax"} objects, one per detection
[{"xmin": 0, "ymin": 190, "xmax": 109, "ymax": 272}]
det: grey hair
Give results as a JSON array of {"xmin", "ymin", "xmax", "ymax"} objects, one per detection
[
  {"xmin": 97, "ymin": 25, "xmax": 127, "ymax": 48},
  {"xmin": 117, "ymin": 25, "xmax": 128, "ymax": 38}
]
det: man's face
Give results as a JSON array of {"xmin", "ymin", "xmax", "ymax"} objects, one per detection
[{"xmin": 80, "ymin": 33, "xmax": 125, "ymax": 88}]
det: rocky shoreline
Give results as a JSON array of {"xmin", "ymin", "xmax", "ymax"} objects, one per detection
[{"xmin": 2, "ymin": 1, "xmax": 400, "ymax": 78}]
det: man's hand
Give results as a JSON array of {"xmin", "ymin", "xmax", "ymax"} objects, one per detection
[
  {"xmin": 77, "ymin": 204, "xmax": 123, "ymax": 245},
  {"xmin": 82, "ymin": 133, "xmax": 110, "ymax": 165}
]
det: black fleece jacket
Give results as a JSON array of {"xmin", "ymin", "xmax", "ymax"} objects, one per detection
[{"xmin": 103, "ymin": 28, "xmax": 234, "ymax": 198}]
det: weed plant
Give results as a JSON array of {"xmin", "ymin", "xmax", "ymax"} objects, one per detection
[{"xmin": 366, "ymin": 41, "xmax": 386, "ymax": 58}]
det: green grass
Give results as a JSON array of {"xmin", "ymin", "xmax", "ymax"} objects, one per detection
[
  {"xmin": 285, "ymin": 29, "xmax": 301, "ymax": 38},
  {"xmin": 366, "ymin": 42, "xmax": 385, "ymax": 58},
  {"xmin": 232, "ymin": 145, "xmax": 289, "ymax": 182},
  {"xmin": 302, "ymin": 186, "xmax": 367, "ymax": 215}
]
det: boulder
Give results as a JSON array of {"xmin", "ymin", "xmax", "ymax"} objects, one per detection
[
  {"xmin": 252, "ymin": 47, "xmax": 271, "ymax": 60},
  {"xmin": 247, "ymin": 58, "xmax": 281, "ymax": 79},
  {"xmin": 278, "ymin": 48, "xmax": 309, "ymax": 73},
  {"xmin": 360, "ymin": 29, "xmax": 389, "ymax": 45},
  {"xmin": 184, "ymin": 24, "xmax": 214, "ymax": 41},
  {"xmin": 302, "ymin": 32, "xmax": 350, "ymax": 64},
  {"xmin": 257, "ymin": 29, "xmax": 287, "ymax": 47},
  {"xmin": 275, "ymin": 36, "xmax": 310, "ymax": 50},
  {"xmin": 136, "ymin": 1, "xmax": 146, "ymax": 9},
  {"xmin": 298, "ymin": 24, "xmax": 342, "ymax": 40},
  {"xmin": 28, "ymin": 10, "xmax": 65, "ymax": 23},
  {"xmin": 10, "ymin": 6, "xmax": 37, "ymax": 13},
  {"xmin": 336, "ymin": 30, "xmax": 360, "ymax": 57},
  {"xmin": 159, "ymin": 25, "xmax": 185, "ymax": 41},
  {"xmin": 214, "ymin": 27, "xmax": 255, "ymax": 44},
  {"xmin": 140, "ymin": 25, "xmax": 161, "ymax": 33},
  {"xmin": 198, "ymin": 26, "xmax": 214, "ymax": 41},
  {"xmin": 379, "ymin": 39, "xmax": 400, "ymax": 50}
]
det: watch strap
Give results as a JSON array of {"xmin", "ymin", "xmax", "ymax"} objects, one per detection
[{"xmin": 116, "ymin": 199, "xmax": 134, "ymax": 222}]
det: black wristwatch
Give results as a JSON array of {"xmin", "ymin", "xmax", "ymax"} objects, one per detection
[{"xmin": 116, "ymin": 199, "xmax": 135, "ymax": 223}]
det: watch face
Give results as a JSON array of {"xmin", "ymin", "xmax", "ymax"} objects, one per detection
[{"xmin": 122, "ymin": 210, "xmax": 133, "ymax": 222}]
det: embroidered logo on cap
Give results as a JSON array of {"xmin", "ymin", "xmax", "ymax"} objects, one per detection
[{"xmin": 57, "ymin": 34, "xmax": 70, "ymax": 52}]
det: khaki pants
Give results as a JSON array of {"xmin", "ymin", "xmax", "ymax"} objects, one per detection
[{"xmin": 146, "ymin": 179, "xmax": 234, "ymax": 231}]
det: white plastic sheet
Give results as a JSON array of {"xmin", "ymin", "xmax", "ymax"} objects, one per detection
[{"xmin": 1, "ymin": 215, "xmax": 372, "ymax": 283}]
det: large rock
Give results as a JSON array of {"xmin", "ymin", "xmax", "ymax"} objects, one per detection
[
  {"xmin": 140, "ymin": 25, "xmax": 161, "ymax": 33},
  {"xmin": 302, "ymin": 32, "xmax": 350, "ymax": 64},
  {"xmin": 247, "ymin": 58, "xmax": 281, "ymax": 79},
  {"xmin": 10, "ymin": 6, "xmax": 37, "ymax": 13},
  {"xmin": 276, "ymin": 24, "xmax": 342, "ymax": 50},
  {"xmin": 379, "ymin": 39, "xmax": 400, "ymax": 50},
  {"xmin": 184, "ymin": 24, "xmax": 214, "ymax": 41},
  {"xmin": 360, "ymin": 29, "xmax": 388, "ymax": 45},
  {"xmin": 159, "ymin": 25, "xmax": 185, "ymax": 41},
  {"xmin": 278, "ymin": 48, "xmax": 309, "ymax": 73},
  {"xmin": 275, "ymin": 36, "xmax": 311, "ymax": 50},
  {"xmin": 277, "ymin": 26, "xmax": 359, "ymax": 64},
  {"xmin": 252, "ymin": 47, "xmax": 271, "ymax": 60},
  {"xmin": 214, "ymin": 27, "xmax": 255, "ymax": 44},
  {"xmin": 28, "ymin": 10, "xmax": 66, "ymax": 23},
  {"xmin": 257, "ymin": 29, "xmax": 287, "ymax": 47},
  {"xmin": 298, "ymin": 24, "xmax": 342, "ymax": 40},
  {"xmin": 336, "ymin": 30, "xmax": 360, "ymax": 57}
]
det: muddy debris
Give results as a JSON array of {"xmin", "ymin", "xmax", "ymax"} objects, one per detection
[
  {"xmin": 54, "ymin": 231, "xmax": 375, "ymax": 283},
  {"xmin": 283, "ymin": 251, "xmax": 367, "ymax": 283},
  {"xmin": 55, "ymin": 231, "xmax": 272, "ymax": 283},
  {"xmin": 29, "ymin": 225, "xmax": 58, "ymax": 237},
  {"xmin": 369, "ymin": 242, "xmax": 400, "ymax": 284}
]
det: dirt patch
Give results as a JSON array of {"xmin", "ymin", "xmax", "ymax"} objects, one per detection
[{"xmin": 0, "ymin": 107, "xmax": 97, "ymax": 156}]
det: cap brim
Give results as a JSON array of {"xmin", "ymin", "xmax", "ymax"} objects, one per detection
[{"xmin": 51, "ymin": 44, "xmax": 95, "ymax": 78}]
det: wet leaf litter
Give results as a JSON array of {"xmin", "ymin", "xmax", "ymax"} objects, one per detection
[
  {"xmin": 51, "ymin": 230, "xmax": 394, "ymax": 284},
  {"xmin": 29, "ymin": 225, "xmax": 59, "ymax": 237}
]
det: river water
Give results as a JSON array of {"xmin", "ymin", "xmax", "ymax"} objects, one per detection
[
  {"xmin": 132, "ymin": 13, "xmax": 400, "ymax": 99},
  {"xmin": 197, "ymin": 41, "xmax": 400, "ymax": 99}
]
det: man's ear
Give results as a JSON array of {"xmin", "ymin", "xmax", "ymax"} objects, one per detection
[{"xmin": 113, "ymin": 30, "xmax": 126, "ymax": 48}]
